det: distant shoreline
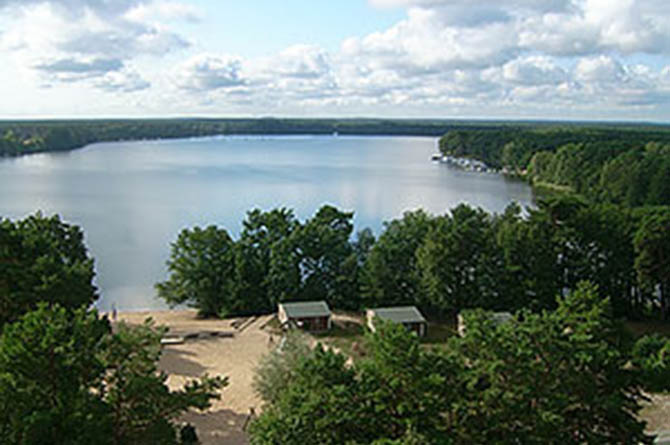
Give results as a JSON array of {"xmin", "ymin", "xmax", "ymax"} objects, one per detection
[{"xmin": 4, "ymin": 117, "xmax": 668, "ymax": 159}]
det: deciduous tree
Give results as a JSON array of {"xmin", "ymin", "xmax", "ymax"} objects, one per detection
[
  {"xmin": 361, "ymin": 210, "xmax": 434, "ymax": 308},
  {"xmin": 156, "ymin": 225, "xmax": 236, "ymax": 318}
]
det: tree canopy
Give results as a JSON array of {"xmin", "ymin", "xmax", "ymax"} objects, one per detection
[
  {"xmin": 157, "ymin": 205, "xmax": 361, "ymax": 318},
  {"xmin": 0, "ymin": 303, "xmax": 225, "ymax": 445},
  {"xmin": 0, "ymin": 213, "xmax": 97, "ymax": 327},
  {"xmin": 156, "ymin": 225, "xmax": 236, "ymax": 318},
  {"xmin": 250, "ymin": 283, "xmax": 656, "ymax": 444},
  {"xmin": 438, "ymin": 126, "xmax": 670, "ymax": 207},
  {"xmin": 0, "ymin": 118, "xmax": 493, "ymax": 157},
  {"xmin": 157, "ymin": 199, "xmax": 670, "ymax": 321}
]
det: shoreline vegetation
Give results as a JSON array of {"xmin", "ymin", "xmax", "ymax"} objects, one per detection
[
  {"xmin": 0, "ymin": 117, "xmax": 475, "ymax": 157},
  {"xmin": 437, "ymin": 124, "xmax": 670, "ymax": 207},
  {"xmin": 3, "ymin": 118, "xmax": 670, "ymax": 207},
  {"xmin": 155, "ymin": 200, "xmax": 670, "ymax": 323}
]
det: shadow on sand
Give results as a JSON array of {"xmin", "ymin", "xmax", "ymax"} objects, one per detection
[
  {"xmin": 181, "ymin": 408, "xmax": 251, "ymax": 445},
  {"xmin": 159, "ymin": 347, "xmax": 209, "ymax": 377}
]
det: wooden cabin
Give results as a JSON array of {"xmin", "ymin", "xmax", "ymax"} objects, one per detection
[
  {"xmin": 367, "ymin": 306, "xmax": 427, "ymax": 337},
  {"xmin": 278, "ymin": 301, "xmax": 332, "ymax": 332}
]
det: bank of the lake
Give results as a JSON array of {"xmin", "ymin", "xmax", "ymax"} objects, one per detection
[{"xmin": 0, "ymin": 135, "xmax": 534, "ymax": 311}]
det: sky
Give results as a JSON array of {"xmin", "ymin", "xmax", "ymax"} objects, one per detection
[{"xmin": 3, "ymin": 0, "xmax": 670, "ymax": 121}]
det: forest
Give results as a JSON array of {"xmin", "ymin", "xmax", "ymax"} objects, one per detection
[
  {"xmin": 4, "ymin": 118, "xmax": 668, "ymax": 160},
  {"xmin": 156, "ymin": 199, "xmax": 670, "ymax": 322},
  {"xmin": 0, "ymin": 118, "xmax": 498, "ymax": 157},
  {"xmin": 250, "ymin": 289, "xmax": 666, "ymax": 444},
  {"xmin": 439, "ymin": 125, "xmax": 670, "ymax": 207}
]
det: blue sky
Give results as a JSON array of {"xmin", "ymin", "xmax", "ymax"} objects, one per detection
[
  {"xmin": 184, "ymin": 0, "xmax": 405, "ymax": 56},
  {"xmin": 2, "ymin": 0, "xmax": 670, "ymax": 121}
]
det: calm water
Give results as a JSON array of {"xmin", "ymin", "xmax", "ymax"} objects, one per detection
[{"xmin": 0, "ymin": 136, "xmax": 534, "ymax": 311}]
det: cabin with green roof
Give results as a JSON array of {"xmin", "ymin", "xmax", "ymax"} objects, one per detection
[
  {"xmin": 366, "ymin": 306, "xmax": 427, "ymax": 337},
  {"xmin": 278, "ymin": 301, "xmax": 332, "ymax": 332}
]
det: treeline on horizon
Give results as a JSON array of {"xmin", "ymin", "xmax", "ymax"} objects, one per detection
[
  {"xmin": 439, "ymin": 125, "xmax": 670, "ymax": 206},
  {"xmin": 4, "ymin": 118, "xmax": 670, "ymax": 208},
  {"xmin": 0, "ymin": 118, "xmax": 490, "ymax": 156},
  {"xmin": 1, "ymin": 117, "xmax": 668, "ymax": 158},
  {"xmin": 157, "ymin": 199, "xmax": 670, "ymax": 322}
]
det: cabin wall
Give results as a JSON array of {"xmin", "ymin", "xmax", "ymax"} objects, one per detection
[
  {"xmin": 289, "ymin": 315, "xmax": 331, "ymax": 331},
  {"xmin": 305, "ymin": 316, "xmax": 329, "ymax": 331},
  {"xmin": 403, "ymin": 322, "xmax": 427, "ymax": 337}
]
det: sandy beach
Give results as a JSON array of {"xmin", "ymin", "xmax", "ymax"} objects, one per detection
[{"xmin": 115, "ymin": 310, "xmax": 276, "ymax": 445}]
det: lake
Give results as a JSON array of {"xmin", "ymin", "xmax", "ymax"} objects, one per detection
[{"xmin": 0, "ymin": 135, "xmax": 534, "ymax": 311}]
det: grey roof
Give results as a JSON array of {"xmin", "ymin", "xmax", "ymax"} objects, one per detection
[
  {"xmin": 369, "ymin": 306, "xmax": 426, "ymax": 324},
  {"xmin": 280, "ymin": 301, "xmax": 331, "ymax": 318}
]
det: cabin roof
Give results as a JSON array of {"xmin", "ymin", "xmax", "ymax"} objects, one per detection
[
  {"xmin": 280, "ymin": 301, "xmax": 331, "ymax": 318},
  {"xmin": 369, "ymin": 306, "xmax": 426, "ymax": 324}
]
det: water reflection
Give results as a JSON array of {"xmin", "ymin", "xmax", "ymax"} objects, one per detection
[{"xmin": 0, "ymin": 136, "xmax": 534, "ymax": 311}]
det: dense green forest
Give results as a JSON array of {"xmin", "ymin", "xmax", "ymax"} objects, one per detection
[
  {"xmin": 165, "ymin": 200, "xmax": 669, "ymax": 444},
  {"xmin": 438, "ymin": 125, "xmax": 670, "ymax": 206},
  {"xmin": 5, "ymin": 118, "xmax": 668, "ymax": 159},
  {"xmin": 157, "ymin": 199, "xmax": 670, "ymax": 321},
  {"xmin": 0, "ymin": 118, "xmax": 502, "ymax": 156}
]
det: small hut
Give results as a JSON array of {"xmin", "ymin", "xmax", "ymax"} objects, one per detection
[
  {"xmin": 367, "ymin": 306, "xmax": 427, "ymax": 337},
  {"xmin": 278, "ymin": 301, "xmax": 332, "ymax": 332}
]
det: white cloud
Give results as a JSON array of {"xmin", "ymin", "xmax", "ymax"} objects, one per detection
[
  {"xmin": 175, "ymin": 46, "xmax": 341, "ymax": 110},
  {"xmin": 0, "ymin": 0, "xmax": 192, "ymax": 91},
  {"xmin": 95, "ymin": 69, "xmax": 150, "ymax": 92},
  {"xmin": 125, "ymin": 1, "xmax": 202, "ymax": 23},
  {"xmin": 58, "ymin": 26, "xmax": 190, "ymax": 58},
  {"xmin": 502, "ymin": 56, "xmax": 568, "ymax": 85},
  {"xmin": 268, "ymin": 45, "xmax": 331, "ymax": 79},
  {"xmin": 0, "ymin": 0, "xmax": 142, "ymax": 19},
  {"xmin": 518, "ymin": 0, "xmax": 670, "ymax": 56},
  {"xmin": 175, "ymin": 54, "xmax": 247, "ymax": 92},
  {"xmin": 364, "ymin": 0, "xmax": 670, "ymax": 69},
  {"xmin": 574, "ymin": 55, "xmax": 626, "ymax": 83},
  {"xmin": 34, "ymin": 56, "xmax": 123, "ymax": 78},
  {"xmin": 341, "ymin": 7, "xmax": 518, "ymax": 76},
  {"xmin": 4, "ymin": 0, "xmax": 670, "ymax": 118}
]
